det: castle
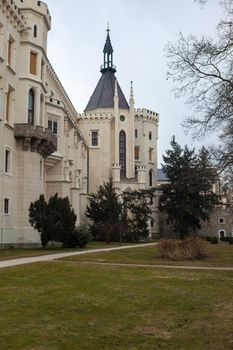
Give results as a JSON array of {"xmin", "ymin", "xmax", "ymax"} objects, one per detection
[{"xmin": 0, "ymin": 0, "xmax": 159, "ymax": 245}]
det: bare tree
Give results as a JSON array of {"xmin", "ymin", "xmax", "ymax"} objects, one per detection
[{"xmin": 166, "ymin": 0, "xmax": 233, "ymax": 185}]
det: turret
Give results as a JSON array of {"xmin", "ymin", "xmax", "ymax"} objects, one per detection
[
  {"xmin": 14, "ymin": 0, "xmax": 52, "ymax": 126},
  {"xmin": 16, "ymin": 0, "xmax": 51, "ymax": 53}
]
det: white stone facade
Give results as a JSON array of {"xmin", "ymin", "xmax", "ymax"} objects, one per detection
[
  {"xmin": 0, "ymin": 0, "xmax": 159, "ymax": 245},
  {"xmin": 78, "ymin": 41, "xmax": 159, "ymax": 235},
  {"xmin": 0, "ymin": 0, "xmax": 88, "ymax": 245}
]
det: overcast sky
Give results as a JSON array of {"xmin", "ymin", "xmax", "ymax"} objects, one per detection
[{"xmin": 45, "ymin": 0, "xmax": 222, "ymax": 165}]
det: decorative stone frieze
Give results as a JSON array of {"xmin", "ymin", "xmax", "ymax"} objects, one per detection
[{"xmin": 14, "ymin": 123, "xmax": 57, "ymax": 157}]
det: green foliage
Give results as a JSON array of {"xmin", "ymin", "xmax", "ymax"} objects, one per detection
[
  {"xmin": 122, "ymin": 189, "xmax": 155, "ymax": 242},
  {"xmin": 210, "ymin": 237, "xmax": 219, "ymax": 244},
  {"xmin": 86, "ymin": 181, "xmax": 122, "ymax": 242},
  {"xmin": 29, "ymin": 194, "xmax": 76, "ymax": 247},
  {"xmin": 229, "ymin": 237, "xmax": 233, "ymax": 245},
  {"xmin": 220, "ymin": 236, "xmax": 229, "ymax": 242},
  {"xmin": 86, "ymin": 181, "xmax": 155, "ymax": 243},
  {"xmin": 159, "ymin": 138, "xmax": 219, "ymax": 239},
  {"xmin": 63, "ymin": 225, "xmax": 92, "ymax": 248},
  {"xmin": 29, "ymin": 194, "xmax": 49, "ymax": 247}
]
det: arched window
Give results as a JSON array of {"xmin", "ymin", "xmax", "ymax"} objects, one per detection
[
  {"xmin": 119, "ymin": 130, "xmax": 126, "ymax": 178},
  {"xmin": 28, "ymin": 89, "xmax": 34, "ymax": 124},
  {"xmin": 149, "ymin": 169, "xmax": 153, "ymax": 187},
  {"xmin": 33, "ymin": 25, "xmax": 37, "ymax": 38}
]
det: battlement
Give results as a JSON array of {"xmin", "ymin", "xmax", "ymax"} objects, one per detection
[
  {"xmin": 135, "ymin": 108, "xmax": 159, "ymax": 124},
  {"xmin": 80, "ymin": 112, "xmax": 113, "ymax": 121},
  {"xmin": 136, "ymin": 108, "xmax": 158, "ymax": 117},
  {"xmin": 1, "ymin": 0, "xmax": 27, "ymax": 28},
  {"xmin": 16, "ymin": 0, "xmax": 51, "ymax": 29}
]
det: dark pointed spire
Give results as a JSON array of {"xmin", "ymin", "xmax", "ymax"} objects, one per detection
[{"xmin": 101, "ymin": 25, "xmax": 116, "ymax": 73}]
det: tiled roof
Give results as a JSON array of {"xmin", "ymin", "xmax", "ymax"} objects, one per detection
[{"xmin": 85, "ymin": 71, "xmax": 129, "ymax": 111}]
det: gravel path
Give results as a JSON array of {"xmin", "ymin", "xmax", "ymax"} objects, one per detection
[{"xmin": 0, "ymin": 243, "xmax": 156, "ymax": 269}]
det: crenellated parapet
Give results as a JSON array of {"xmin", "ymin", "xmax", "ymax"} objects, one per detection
[
  {"xmin": 0, "ymin": 0, "xmax": 27, "ymax": 31},
  {"xmin": 80, "ymin": 112, "xmax": 112, "ymax": 122},
  {"xmin": 15, "ymin": 0, "xmax": 51, "ymax": 29},
  {"xmin": 135, "ymin": 108, "xmax": 159, "ymax": 124},
  {"xmin": 14, "ymin": 123, "xmax": 57, "ymax": 157}
]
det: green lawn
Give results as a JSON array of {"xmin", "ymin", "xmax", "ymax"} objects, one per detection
[
  {"xmin": 60, "ymin": 242, "xmax": 233, "ymax": 268},
  {"xmin": 0, "ymin": 261, "xmax": 232, "ymax": 350}
]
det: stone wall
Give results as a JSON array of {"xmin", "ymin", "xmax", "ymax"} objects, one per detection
[{"xmin": 159, "ymin": 207, "xmax": 233, "ymax": 238}]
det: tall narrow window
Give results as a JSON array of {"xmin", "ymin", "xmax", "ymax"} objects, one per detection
[
  {"xmin": 149, "ymin": 169, "xmax": 153, "ymax": 187},
  {"xmin": 53, "ymin": 121, "xmax": 58, "ymax": 134},
  {"xmin": 28, "ymin": 89, "xmax": 34, "ymax": 124},
  {"xmin": 30, "ymin": 52, "xmax": 37, "ymax": 75},
  {"xmin": 135, "ymin": 129, "xmax": 138, "ymax": 138},
  {"xmin": 0, "ymin": 24, "xmax": 4, "ymax": 58},
  {"xmin": 135, "ymin": 146, "xmax": 139, "ymax": 160},
  {"xmin": 119, "ymin": 130, "xmax": 126, "ymax": 178},
  {"xmin": 91, "ymin": 131, "xmax": 98, "ymax": 146},
  {"xmin": 149, "ymin": 131, "xmax": 152, "ymax": 140},
  {"xmin": 4, "ymin": 198, "xmax": 9, "ymax": 214},
  {"xmin": 7, "ymin": 37, "xmax": 13, "ymax": 65},
  {"xmin": 40, "ymin": 159, "xmax": 43, "ymax": 178},
  {"xmin": 5, "ymin": 89, "xmax": 11, "ymax": 123},
  {"xmin": 40, "ymin": 94, "xmax": 43, "ymax": 126},
  {"xmin": 33, "ymin": 25, "xmax": 37, "ymax": 38},
  {"xmin": 41, "ymin": 60, "xmax": 45, "ymax": 81},
  {"xmin": 5, "ymin": 87, "xmax": 13, "ymax": 123},
  {"xmin": 4, "ymin": 149, "xmax": 10, "ymax": 173},
  {"xmin": 48, "ymin": 119, "xmax": 52, "ymax": 131},
  {"xmin": 149, "ymin": 148, "xmax": 153, "ymax": 162}
]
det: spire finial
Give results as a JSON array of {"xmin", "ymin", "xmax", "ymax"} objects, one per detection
[
  {"xmin": 101, "ymin": 25, "xmax": 116, "ymax": 74},
  {"xmin": 130, "ymin": 81, "xmax": 134, "ymax": 101}
]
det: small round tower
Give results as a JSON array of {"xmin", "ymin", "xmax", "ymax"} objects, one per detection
[{"xmin": 16, "ymin": 0, "xmax": 51, "ymax": 53}]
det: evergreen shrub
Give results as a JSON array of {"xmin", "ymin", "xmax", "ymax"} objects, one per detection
[{"xmin": 210, "ymin": 236, "xmax": 219, "ymax": 244}]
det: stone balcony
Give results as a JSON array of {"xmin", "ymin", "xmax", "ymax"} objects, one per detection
[{"xmin": 14, "ymin": 124, "xmax": 57, "ymax": 158}]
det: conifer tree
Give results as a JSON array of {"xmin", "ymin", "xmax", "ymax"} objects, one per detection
[
  {"xmin": 86, "ymin": 181, "xmax": 155, "ymax": 243},
  {"xmin": 86, "ymin": 181, "xmax": 122, "ymax": 242},
  {"xmin": 29, "ymin": 194, "xmax": 77, "ymax": 247},
  {"xmin": 159, "ymin": 137, "xmax": 219, "ymax": 238}
]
